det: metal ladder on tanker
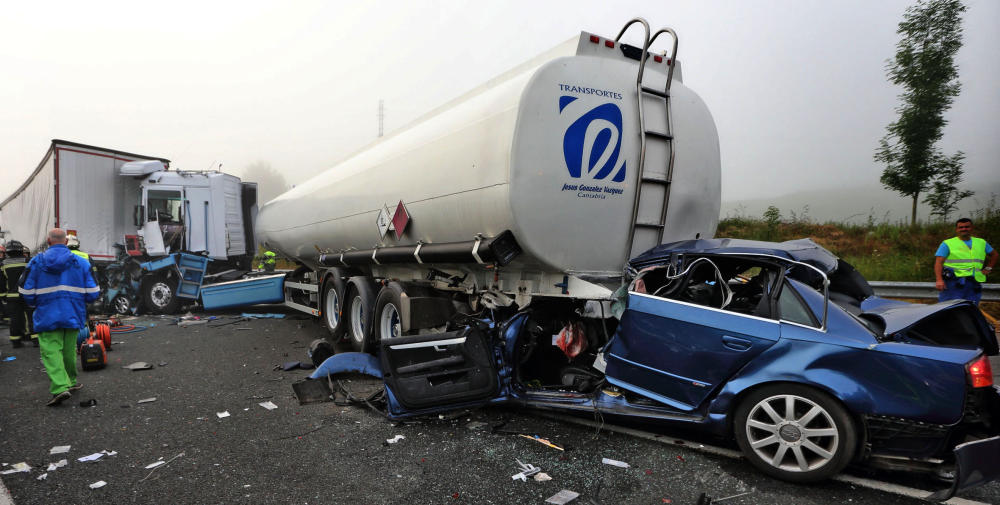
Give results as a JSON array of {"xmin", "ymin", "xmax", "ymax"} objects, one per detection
[{"xmin": 617, "ymin": 19, "xmax": 679, "ymax": 260}]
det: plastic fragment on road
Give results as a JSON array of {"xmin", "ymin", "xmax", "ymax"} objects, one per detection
[
  {"xmin": 240, "ymin": 312, "xmax": 285, "ymax": 319},
  {"xmin": 518, "ymin": 434, "xmax": 564, "ymax": 451},
  {"xmin": 37, "ymin": 473, "xmax": 47, "ymax": 480},
  {"xmin": 534, "ymin": 472, "xmax": 552, "ymax": 482},
  {"xmin": 46, "ymin": 459, "xmax": 68, "ymax": 471},
  {"xmin": 217, "ymin": 411, "xmax": 230, "ymax": 418},
  {"xmin": 386, "ymin": 435, "xmax": 405, "ymax": 444},
  {"xmin": 145, "ymin": 460, "xmax": 166, "ymax": 469},
  {"xmin": 310, "ymin": 352, "xmax": 383, "ymax": 380},
  {"xmin": 545, "ymin": 489, "xmax": 580, "ymax": 504},
  {"xmin": 2, "ymin": 356, "xmax": 15, "ymax": 362},
  {"xmin": 137, "ymin": 397, "xmax": 157, "ymax": 404},
  {"xmin": 78, "ymin": 450, "xmax": 117, "ymax": 463},
  {"xmin": 0, "ymin": 462, "xmax": 31, "ymax": 474},
  {"xmin": 511, "ymin": 459, "xmax": 541, "ymax": 481},
  {"xmin": 259, "ymin": 401, "xmax": 278, "ymax": 410},
  {"xmin": 602, "ymin": 457, "xmax": 630, "ymax": 468},
  {"xmin": 178, "ymin": 320, "xmax": 208, "ymax": 327},
  {"xmin": 122, "ymin": 362, "xmax": 153, "ymax": 371},
  {"xmin": 50, "ymin": 445, "xmax": 71, "ymax": 455},
  {"xmin": 89, "ymin": 480, "xmax": 107, "ymax": 489}
]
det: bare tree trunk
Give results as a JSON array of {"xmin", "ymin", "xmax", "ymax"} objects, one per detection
[{"xmin": 910, "ymin": 193, "xmax": 919, "ymax": 226}]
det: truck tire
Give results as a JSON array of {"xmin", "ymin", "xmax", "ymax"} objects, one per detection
[
  {"xmin": 374, "ymin": 282, "xmax": 406, "ymax": 343},
  {"xmin": 321, "ymin": 269, "xmax": 350, "ymax": 342},
  {"xmin": 343, "ymin": 276, "xmax": 378, "ymax": 353},
  {"xmin": 142, "ymin": 273, "xmax": 180, "ymax": 315}
]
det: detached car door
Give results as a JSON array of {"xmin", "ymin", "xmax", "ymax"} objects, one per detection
[
  {"xmin": 605, "ymin": 291, "xmax": 780, "ymax": 411},
  {"xmin": 379, "ymin": 327, "xmax": 501, "ymax": 413}
]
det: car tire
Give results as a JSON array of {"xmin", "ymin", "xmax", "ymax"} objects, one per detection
[
  {"xmin": 142, "ymin": 273, "xmax": 180, "ymax": 315},
  {"xmin": 734, "ymin": 384, "xmax": 856, "ymax": 483},
  {"xmin": 111, "ymin": 294, "xmax": 132, "ymax": 315},
  {"xmin": 343, "ymin": 276, "xmax": 378, "ymax": 354},
  {"xmin": 321, "ymin": 269, "xmax": 350, "ymax": 342}
]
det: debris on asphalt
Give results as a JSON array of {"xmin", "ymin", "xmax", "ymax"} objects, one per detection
[
  {"xmin": 79, "ymin": 398, "xmax": 98, "ymax": 408},
  {"xmin": 178, "ymin": 320, "xmax": 208, "ymax": 327},
  {"xmin": 158, "ymin": 362, "xmax": 168, "ymax": 367},
  {"xmin": 386, "ymin": 435, "xmax": 405, "ymax": 444},
  {"xmin": 713, "ymin": 490, "xmax": 753, "ymax": 503},
  {"xmin": 89, "ymin": 480, "xmax": 107, "ymax": 489},
  {"xmin": 278, "ymin": 361, "xmax": 315, "ymax": 371},
  {"xmin": 46, "ymin": 459, "xmax": 68, "ymax": 471},
  {"xmin": 0, "ymin": 462, "xmax": 31, "ymax": 474},
  {"xmin": 545, "ymin": 489, "xmax": 580, "ymax": 504},
  {"xmin": 137, "ymin": 397, "xmax": 157, "ymax": 404},
  {"xmin": 465, "ymin": 421, "xmax": 488, "ymax": 430},
  {"xmin": 601, "ymin": 457, "xmax": 630, "ymax": 468},
  {"xmin": 518, "ymin": 434, "xmax": 564, "ymax": 451},
  {"xmin": 258, "ymin": 401, "xmax": 278, "ymax": 410},
  {"xmin": 78, "ymin": 450, "xmax": 117, "ymax": 463},
  {"xmin": 36, "ymin": 473, "xmax": 47, "ymax": 481},
  {"xmin": 50, "ymin": 445, "xmax": 71, "ymax": 455},
  {"xmin": 145, "ymin": 460, "xmax": 166, "ymax": 469},
  {"xmin": 122, "ymin": 362, "xmax": 153, "ymax": 371},
  {"xmin": 241, "ymin": 312, "xmax": 285, "ymax": 319},
  {"xmin": 217, "ymin": 411, "xmax": 230, "ymax": 418},
  {"xmin": 291, "ymin": 378, "xmax": 332, "ymax": 405},
  {"xmin": 534, "ymin": 472, "xmax": 552, "ymax": 482},
  {"xmin": 2, "ymin": 356, "xmax": 15, "ymax": 362},
  {"xmin": 139, "ymin": 452, "xmax": 185, "ymax": 483},
  {"xmin": 511, "ymin": 460, "xmax": 541, "ymax": 481}
]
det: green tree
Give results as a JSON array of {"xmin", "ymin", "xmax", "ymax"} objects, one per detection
[
  {"xmin": 922, "ymin": 152, "xmax": 971, "ymax": 221},
  {"xmin": 874, "ymin": 0, "xmax": 969, "ymax": 226}
]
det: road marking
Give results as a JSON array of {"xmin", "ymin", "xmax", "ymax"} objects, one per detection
[
  {"xmin": 537, "ymin": 412, "xmax": 989, "ymax": 505},
  {"xmin": 0, "ymin": 475, "xmax": 13, "ymax": 505}
]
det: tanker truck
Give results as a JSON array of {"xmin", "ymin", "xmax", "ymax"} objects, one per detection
[{"xmin": 254, "ymin": 19, "xmax": 720, "ymax": 352}]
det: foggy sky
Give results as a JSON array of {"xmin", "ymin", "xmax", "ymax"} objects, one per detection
[{"xmin": 2, "ymin": 0, "xmax": 997, "ymax": 212}]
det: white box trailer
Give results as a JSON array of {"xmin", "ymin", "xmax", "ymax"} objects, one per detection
[{"xmin": 254, "ymin": 20, "xmax": 722, "ymax": 353}]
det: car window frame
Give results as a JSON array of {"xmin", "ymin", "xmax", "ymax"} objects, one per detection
[{"xmin": 777, "ymin": 279, "xmax": 821, "ymax": 328}]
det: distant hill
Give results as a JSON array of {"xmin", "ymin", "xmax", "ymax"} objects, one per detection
[{"xmin": 721, "ymin": 183, "xmax": 1000, "ymax": 224}]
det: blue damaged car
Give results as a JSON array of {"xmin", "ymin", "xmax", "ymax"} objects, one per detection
[{"xmin": 329, "ymin": 239, "xmax": 1000, "ymax": 498}]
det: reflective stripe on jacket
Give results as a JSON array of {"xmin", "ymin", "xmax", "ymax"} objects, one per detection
[
  {"xmin": 1, "ymin": 260, "xmax": 27, "ymax": 298},
  {"xmin": 19, "ymin": 245, "xmax": 99, "ymax": 332},
  {"xmin": 943, "ymin": 237, "xmax": 987, "ymax": 283}
]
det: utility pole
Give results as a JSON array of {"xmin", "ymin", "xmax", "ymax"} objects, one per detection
[{"xmin": 378, "ymin": 99, "xmax": 384, "ymax": 138}]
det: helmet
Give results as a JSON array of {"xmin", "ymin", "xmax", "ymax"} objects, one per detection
[
  {"xmin": 5, "ymin": 240, "xmax": 25, "ymax": 257},
  {"xmin": 67, "ymin": 234, "xmax": 80, "ymax": 249}
]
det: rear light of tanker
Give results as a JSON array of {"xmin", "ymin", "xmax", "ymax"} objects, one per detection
[
  {"xmin": 967, "ymin": 355, "xmax": 993, "ymax": 388},
  {"xmin": 589, "ymin": 35, "xmax": 599, "ymax": 43},
  {"xmin": 605, "ymin": 40, "xmax": 615, "ymax": 48},
  {"xmin": 653, "ymin": 55, "xmax": 663, "ymax": 63}
]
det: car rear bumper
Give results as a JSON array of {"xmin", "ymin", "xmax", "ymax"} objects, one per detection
[{"xmin": 927, "ymin": 435, "xmax": 1000, "ymax": 501}]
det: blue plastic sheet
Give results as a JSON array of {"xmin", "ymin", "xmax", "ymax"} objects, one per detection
[{"xmin": 310, "ymin": 352, "xmax": 382, "ymax": 380}]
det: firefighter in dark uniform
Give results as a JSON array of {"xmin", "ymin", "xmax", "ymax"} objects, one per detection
[{"xmin": 2, "ymin": 241, "xmax": 37, "ymax": 347}]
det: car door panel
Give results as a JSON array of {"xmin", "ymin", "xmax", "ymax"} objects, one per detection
[
  {"xmin": 380, "ymin": 327, "xmax": 498, "ymax": 410},
  {"xmin": 606, "ymin": 292, "xmax": 780, "ymax": 411}
]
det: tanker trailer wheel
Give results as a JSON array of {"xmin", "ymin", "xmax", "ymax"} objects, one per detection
[
  {"xmin": 321, "ymin": 269, "xmax": 350, "ymax": 342},
  {"xmin": 374, "ymin": 282, "xmax": 407, "ymax": 343},
  {"xmin": 344, "ymin": 276, "xmax": 378, "ymax": 353},
  {"xmin": 142, "ymin": 273, "xmax": 180, "ymax": 315}
]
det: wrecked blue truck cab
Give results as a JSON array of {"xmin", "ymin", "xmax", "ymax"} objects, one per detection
[{"xmin": 347, "ymin": 238, "xmax": 1000, "ymax": 497}]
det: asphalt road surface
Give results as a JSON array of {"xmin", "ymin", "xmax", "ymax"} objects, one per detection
[{"xmin": 1, "ymin": 307, "xmax": 997, "ymax": 505}]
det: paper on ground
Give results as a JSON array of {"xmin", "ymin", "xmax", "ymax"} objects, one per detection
[
  {"xmin": 258, "ymin": 401, "xmax": 277, "ymax": 410},
  {"xmin": 217, "ymin": 411, "xmax": 230, "ymax": 418},
  {"xmin": 78, "ymin": 450, "xmax": 117, "ymax": 463},
  {"xmin": 49, "ymin": 445, "xmax": 71, "ymax": 454},
  {"xmin": 46, "ymin": 459, "xmax": 68, "ymax": 471},
  {"xmin": 386, "ymin": 435, "xmax": 405, "ymax": 444},
  {"xmin": 37, "ymin": 473, "xmax": 47, "ymax": 481},
  {"xmin": 89, "ymin": 480, "xmax": 107, "ymax": 489},
  {"xmin": 0, "ymin": 462, "xmax": 31, "ymax": 474},
  {"xmin": 601, "ymin": 457, "xmax": 629, "ymax": 468}
]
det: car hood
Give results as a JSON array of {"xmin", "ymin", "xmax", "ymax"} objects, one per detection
[{"xmin": 864, "ymin": 300, "xmax": 998, "ymax": 355}]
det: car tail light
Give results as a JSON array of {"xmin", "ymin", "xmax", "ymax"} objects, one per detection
[{"xmin": 966, "ymin": 355, "xmax": 993, "ymax": 388}]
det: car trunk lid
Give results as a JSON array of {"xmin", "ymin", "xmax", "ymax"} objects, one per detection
[{"xmin": 863, "ymin": 300, "xmax": 997, "ymax": 355}]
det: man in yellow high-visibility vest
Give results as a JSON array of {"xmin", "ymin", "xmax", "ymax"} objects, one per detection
[{"xmin": 934, "ymin": 218, "xmax": 998, "ymax": 305}]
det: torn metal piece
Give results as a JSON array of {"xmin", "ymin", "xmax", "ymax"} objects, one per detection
[{"xmin": 545, "ymin": 489, "xmax": 580, "ymax": 504}]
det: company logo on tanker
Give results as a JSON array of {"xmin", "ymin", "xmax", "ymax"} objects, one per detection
[{"xmin": 557, "ymin": 86, "xmax": 627, "ymax": 201}]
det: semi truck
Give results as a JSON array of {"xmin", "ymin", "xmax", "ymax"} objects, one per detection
[
  {"xmin": 253, "ymin": 19, "xmax": 720, "ymax": 350},
  {"xmin": 0, "ymin": 139, "xmax": 259, "ymax": 314}
]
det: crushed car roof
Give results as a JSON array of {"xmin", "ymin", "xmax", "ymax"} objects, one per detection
[{"xmin": 631, "ymin": 238, "xmax": 839, "ymax": 272}]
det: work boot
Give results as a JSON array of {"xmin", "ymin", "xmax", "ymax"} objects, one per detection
[
  {"xmin": 68, "ymin": 383, "xmax": 84, "ymax": 392},
  {"xmin": 46, "ymin": 391, "xmax": 71, "ymax": 406},
  {"xmin": 11, "ymin": 339, "xmax": 23, "ymax": 348}
]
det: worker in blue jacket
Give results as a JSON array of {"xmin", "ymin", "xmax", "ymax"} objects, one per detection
[{"xmin": 19, "ymin": 229, "xmax": 99, "ymax": 406}]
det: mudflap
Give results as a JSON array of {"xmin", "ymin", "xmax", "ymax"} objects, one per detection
[{"xmin": 926, "ymin": 435, "xmax": 1000, "ymax": 502}]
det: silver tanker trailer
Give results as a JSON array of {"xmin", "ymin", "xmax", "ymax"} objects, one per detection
[{"xmin": 255, "ymin": 19, "xmax": 721, "ymax": 353}]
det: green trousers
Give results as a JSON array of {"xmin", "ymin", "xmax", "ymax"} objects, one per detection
[{"xmin": 39, "ymin": 329, "xmax": 78, "ymax": 395}]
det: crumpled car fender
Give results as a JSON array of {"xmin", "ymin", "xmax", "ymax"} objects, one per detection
[{"xmin": 309, "ymin": 352, "xmax": 383, "ymax": 380}]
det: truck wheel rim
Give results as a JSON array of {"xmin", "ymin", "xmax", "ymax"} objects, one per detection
[
  {"xmin": 325, "ymin": 287, "xmax": 340, "ymax": 328},
  {"xmin": 745, "ymin": 394, "xmax": 839, "ymax": 473},
  {"xmin": 379, "ymin": 303, "xmax": 401, "ymax": 340},
  {"xmin": 149, "ymin": 282, "xmax": 172, "ymax": 308},
  {"xmin": 113, "ymin": 296, "xmax": 131, "ymax": 314},
  {"xmin": 350, "ymin": 296, "xmax": 364, "ymax": 343}
]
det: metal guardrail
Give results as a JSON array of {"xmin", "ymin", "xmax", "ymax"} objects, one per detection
[{"xmin": 869, "ymin": 281, "xmax": 1000, "ymax": 302}]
